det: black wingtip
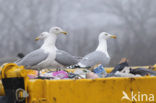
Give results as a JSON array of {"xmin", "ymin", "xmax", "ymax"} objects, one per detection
[{"xmin": 67, "ymin": 64, "xmax": 80, "ymax": 69}]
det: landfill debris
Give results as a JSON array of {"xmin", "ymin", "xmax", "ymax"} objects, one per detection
[
  {"xmin": 92, "ymin": 64, "xmax": 107, "ymax": 77},
  {"xmin": 26, "ymin": 70, "xmax": 38, "ymax": 79},
  {"xmin": 22, "ymin": 58, "xmax": 156, "ymax": 80},
  {"xmin": 68, "ymin": 73, "xmax": 77, "ymax": 78},
  {"xmin": 130, "ymin": 67, "xmax": 156, "ymax": 76},
  {"xmin": 73, "ymin": 69, "xmax": 90, "ymax": 78},
  {"xmin": 105, "ymin": 58, "xmax": 156, "ymax": 78},
  {"xmin": 86, "ymin": 72, "xmax": 99, "ymax": 79},
  {"xmin": 52, "ymin": 70, "xmax": 68, "ymax": 79},
  {"xmin": 114, "ymin": 67, "xmax": 141, "ymax": 77},
  {"xmin": 110, "ymin": 58, "xmax": 129, "ymax": 73}
]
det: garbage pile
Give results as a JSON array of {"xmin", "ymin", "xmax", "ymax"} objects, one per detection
[
  {"xmin": 27, "ymin": 64, "xmax": 106, "ymax": 79},
  {"xmin": 27, "ymin": 58, "xmax": 156, "ymax": 80}
]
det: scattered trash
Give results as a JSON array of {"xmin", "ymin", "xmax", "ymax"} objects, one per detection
[
  {"xmin": 26, "ymin": 70, "xmax": 38, "ymax": 79},
  {"xmin": 86, "ymin": 72, "xmax": 99, "ymax": 79},
  {"xmin": 115, "ymin": 71, "xmax": 141, "ymax": 77},
  {"xmin": 68, "ymin": 73, "xmax": 77, "ymax": 78},
  {"xmin": 74, "ymin": 69, "xmax": 90, "ymax": 78},
  {"xmin": 130, "ymin": 67, "xmax": 156, "ymax": 76},
  {"xmin": 52, "ymin": 70, "xmax": 68, "ymax": 79},
  {"xmin": 23, "ymin": 58, "xmax": 156, "ymax": 80},
  {"xmin": 92, "ymin": 64, "xmax": 107, "ymax": 77},
  {"xmin": 110, "ymin": 58, "xmax": 129, "ymax": 73}
]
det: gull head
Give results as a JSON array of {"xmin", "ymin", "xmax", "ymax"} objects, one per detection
[
  {"xmin": 99, "ymin": 32, "xmax": 117, "ymax": 40},
  {"xmin": 35, "ymin": 27, "xmax": 67, "ymax": 41},
  {"xmin": 49, "ymin": 27, "xmax": 67, "ymax": 35},
  {"xmin": 35, "ymin": 32, "xmax": 50, "ymax": 41}
]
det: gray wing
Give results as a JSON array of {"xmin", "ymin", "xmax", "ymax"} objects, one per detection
[
  {"xmin": 55, "ymin": 50, "xmax": 78, "ymax": 66},
  {"xmin": 78, "ymin": 51, "xmax": 110, "ymax": 67},
  {"xmin": 16, "ymin": 49, "xmax": 48, "ymax": 67}
]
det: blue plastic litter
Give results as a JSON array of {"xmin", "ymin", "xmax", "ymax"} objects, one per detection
[{"xmin": 93, "ymin": 64, "xmax": 107, "ymax": 77}]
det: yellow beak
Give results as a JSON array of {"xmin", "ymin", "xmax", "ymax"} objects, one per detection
[
  {"xmin": 35, "ymin": 37, "xmax": 40, "ymax": 41},
  {"xmin": 60, "ymin": 31, "xmax": 67, "ymax": 35},
  {"xmin": 110, "ymin": 35, "xmax": 117, "ymax": 39}
]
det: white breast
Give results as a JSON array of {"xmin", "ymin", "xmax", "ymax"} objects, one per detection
[{"xmin": 37, "ymin": 47, "xmax": 63, "ymax": 68}]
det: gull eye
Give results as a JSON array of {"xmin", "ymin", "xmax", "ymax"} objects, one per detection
[
  {"xmin": 55, "ymin": 28, "xmax": 59, "ymax": 30},
  {"xmin": 105, "ymin": 34, "xmax": 108, "ymax": 36}
]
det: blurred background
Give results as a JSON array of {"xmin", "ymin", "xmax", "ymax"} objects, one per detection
[{"xmin": 0, "ymin": 0, "xmax": 156, "ymax": 66}]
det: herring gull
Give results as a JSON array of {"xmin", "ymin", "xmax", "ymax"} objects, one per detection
[
  {"xmin": 76, "ymin": 32, "xmax": 117, "ymax": 68},
  {"xmin": 16, "ymin": 27, "xmax": 68, "ymax": 69},
  {"xmin": 37, "ymin": 32, "xmax": 79, "ymax": 67}
]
